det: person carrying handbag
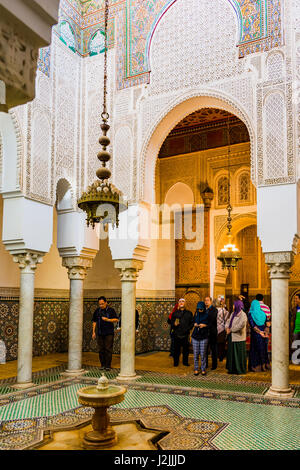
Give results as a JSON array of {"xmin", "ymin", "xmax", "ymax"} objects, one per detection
[{"xmin": 216, "ymin": 296, "xmax": 229, "ymax": 361}]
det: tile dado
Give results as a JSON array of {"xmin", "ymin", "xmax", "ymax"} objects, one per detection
[{"xmin": 0, "ymin": 296, "xmax": 175, "ymax": 361}]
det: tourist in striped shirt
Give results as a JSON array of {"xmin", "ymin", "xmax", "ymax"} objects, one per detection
[{"xmin": 256, "ymin": 294, "xmax": 271, "ymax": 322}]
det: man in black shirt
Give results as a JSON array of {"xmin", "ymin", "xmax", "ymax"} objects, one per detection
[
  {"xmin": 205, "ymin": 296, "xmax": 218, "ymax": 370},
  {"xmin": 92, "ymin": 296, "xmax": 119, "ymax": 370},
  {"xmin": 170, "ymin": 298, "xmax": 194, "ymax": 367}
]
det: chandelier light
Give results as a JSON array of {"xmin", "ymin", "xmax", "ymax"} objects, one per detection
[
  {"xmin": 78, "ymin": 0, "xmax": 127, "ymax": 228},
  {"xmin": 217, "ymin": 118, "xmax": 242, "ymax": 270}
]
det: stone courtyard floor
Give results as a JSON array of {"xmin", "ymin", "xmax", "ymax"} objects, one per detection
[{"xmin": 0, "ymin": 352, "xmax": 299, "ymax": 450}]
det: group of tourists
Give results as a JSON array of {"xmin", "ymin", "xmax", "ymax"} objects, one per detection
[
  {"xmin": 168, "ymin": 294, "xmax": 271, "ymax": 376},
  {"xmin": 91, "ymin": 291, "xmax": 300, "ymax": 374}
]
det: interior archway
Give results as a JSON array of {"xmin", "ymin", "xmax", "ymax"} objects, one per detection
[
  {"xmin": 141, "ymin": 93, "xmax": 255, "ymax": 203},
  {"xmin": 152, "ymin": 105, "xmax": 255, "ymax": 313}
]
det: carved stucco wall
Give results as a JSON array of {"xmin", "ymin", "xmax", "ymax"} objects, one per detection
[
  {"xmin": 3, "ymin": 0, "xmax": 297, "ymax": 212},
  {"xmin": 294, "ymin": 0, "xmax": 300, "ymax": 182}
]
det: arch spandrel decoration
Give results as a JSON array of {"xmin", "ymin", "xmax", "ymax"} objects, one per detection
[
  {"xmin": 58, "ymin": 0, "xmax": 282, "ymax": 88},
  {"xmin": 119, "ymin": 0, "xmax": 281, "ymax": 89}
]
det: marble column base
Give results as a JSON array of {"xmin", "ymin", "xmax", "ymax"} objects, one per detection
[
  {"xmin": 61, "ymin": 369, "xmax": 86, "ymax": 377},
  {"xmin": 265, "ymin": 386, "xmax": 295, "ymax": 399},
  {"xmin": 12, "ymin": 382, "xmax": 36, "ymax": 390},
  {"xmin": 116, "ymin": 373, "xmax": 141, "ymax": 381}
]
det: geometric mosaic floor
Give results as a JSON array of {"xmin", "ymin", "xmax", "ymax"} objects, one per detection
[{"xmin": 0, "ymin": 364, "xmax": 300, "ymax": 450}]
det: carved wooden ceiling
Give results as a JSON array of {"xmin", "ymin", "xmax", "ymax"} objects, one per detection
[{"xmin": 171, "ymin": 108, "xmax": 238, "ymax": 135}]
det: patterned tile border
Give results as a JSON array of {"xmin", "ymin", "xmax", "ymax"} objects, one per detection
[
  {"xmin": 0, "ymin": 404, "xmax": 228, "ymax": 450},
  {"xmin": 110, "ymin": 380, "xmax": 300, "ymax": 409}
]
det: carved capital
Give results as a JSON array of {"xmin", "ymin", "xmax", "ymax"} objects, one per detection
[
  {"xmin": 62, "ymin": 257, "xmax": 94, "ymax": 280},
  {"xmin": 13, "ymin": 252, "xmax": 44, "ymax": 273},
  {"xmin": 114, "ymin": 259, "xmax": 144, "ymax": 282},
  {"xmin": 265, "ymin": 252, "xmax": 294, "ymax": 279}
]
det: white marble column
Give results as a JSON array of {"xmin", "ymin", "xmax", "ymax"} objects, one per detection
[
  {"xmin": 13, "ymin": 252, "xmax": 43, "ymax": 388},
  {"xmin": 114, "ymin": 259, "xmax": 144, "ymax": 381},
  {"xmin": 265, "ymin": 252, "xmax": 294, "ymax": 398},
  {"xmin": 62, "ymin": 257, "xmax": 93, "ymax": 376}
]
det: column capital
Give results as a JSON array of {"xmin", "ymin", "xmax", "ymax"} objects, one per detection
[
  {"xmin": 114, "ymin": 259, "xmax": 144, "ymax": 282},
  {"xmin": 265, "ymin": 251, "xmax": 294, "ymax": 279},
  {"xmin": 13, "ymin": 252, "xmax": 44, "ymax": 273},
  {"xmin": 62, "ymin": 256, "xmax": 94, "ymax": 280}
]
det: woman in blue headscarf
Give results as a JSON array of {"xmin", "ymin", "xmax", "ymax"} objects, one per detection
[
  {"xmin": 248, "ymin": 299, "xmax": 270, "ymax": 372},
  {"xmin": 191, "ymin": 301, "xmax": 209, "ymax": 376},
  {"xmin": 225, "ymin": 299, "xmax": 248, "ymax": 374}
]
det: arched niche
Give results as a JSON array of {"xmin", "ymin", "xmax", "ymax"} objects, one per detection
[
  {"xmin": 164, "ymin": 182, "xmax": 194, "ymax": 207},
  {"xmin": 56, "ymin": 178, "xmax": 74, "ymax": 212}
]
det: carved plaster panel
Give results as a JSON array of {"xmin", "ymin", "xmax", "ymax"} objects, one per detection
[{"xmin": 0, "ymin": 16, "xmax": 38, "ymax": 108}]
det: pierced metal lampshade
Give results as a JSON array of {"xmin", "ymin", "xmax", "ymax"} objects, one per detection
[{"xmin": 217, "ymin": 234, "xmax": 242, "ymax": 270}]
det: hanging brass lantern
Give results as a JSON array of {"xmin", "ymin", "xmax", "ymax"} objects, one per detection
[
  {"xmin": 78, "ymin": 0, "xmax": 127, "ymax": 228},
  {"xmin": 217, "ymin": 119, "xmax": 242, "ymax": 270}
]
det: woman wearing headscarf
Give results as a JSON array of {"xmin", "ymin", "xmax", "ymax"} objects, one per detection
[
  {"xmin": 191, "ymin": 301, "xmax": 209, "ymax": 376},
  {"xmin": 248, "ymin": 299, "xmax": 270, "ymax": 372},
  {"xmin": 225, "ymin": 299, "xmax": 248, "ymax": 375}
]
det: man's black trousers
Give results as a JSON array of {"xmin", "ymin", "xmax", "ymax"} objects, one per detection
[
  {"xmin": 97, "ymin": 334, "xmax": 114, "ymax": 368},
  {"xmin": 173, "ymin": 335, "xmax": 189, "ymax": 366},
  {"xmin": 206, "ymin": 335, "xmax": 218, "ymax": 369}
]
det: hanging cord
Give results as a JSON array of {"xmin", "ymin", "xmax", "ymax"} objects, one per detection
[
  {"xmin": 226, "ymin": 117, "xmax": 232, "ymax": 236},
  {"xmin": 101, "ymin": 0, "xmax": 109, "ymax": 122}
]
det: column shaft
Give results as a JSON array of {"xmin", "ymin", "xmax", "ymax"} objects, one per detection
[
  {"xmin": 17, "ymin": 271, "xmax": 35, "ymax": 385},
  {"xmin": 119, "ymin": 280, "xmax": 136, "ymax": 378},
  {"xmin": 67, "ymin": 279, "xmax": 84, "ymax": 372},
  {"xmin": 265, "ymin": 252, "xmax": 294, "ymax": 398},
  {"xmin": 114, "ymin": 259, "xmax": 144, "ymax": 381},
  {"xmin": 269, "ymin": 277, "xmax": 291, "ymax": 394},
  {"xmin": 62, "ymin": 257, "xmax": 93, "ymax": 376},
  {"xmin": 13, "ymin": 252, "xmax": 43, "ymax": 389}
]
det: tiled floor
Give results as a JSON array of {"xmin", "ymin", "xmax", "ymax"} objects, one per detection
[{"xmin": 0, "ymin": 352, "xmax": 299, "ymax": 450}]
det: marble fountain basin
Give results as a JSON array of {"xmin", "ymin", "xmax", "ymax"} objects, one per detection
[{"xmin": 77, "ymin": 379, "xmax": 126, "ymax": 449}]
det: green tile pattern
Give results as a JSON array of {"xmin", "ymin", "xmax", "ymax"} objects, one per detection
[
  {"xmin": 113, "ymin": 390, "xmax": 300, "ymax": 450},
  {"xmin": 83, "ymin": 368, "xmax": 119, "ymax": 380},
  {"xmin": 136, "ymin": 373, "xmax": 267, "ymax": 394},
  {"xmin": 0, "ymin": 383, "xmax": 84, "ymax": 421},
  {"xmin": 82, "ymin": 366, "xmax": 273, "ymax": 395},
  {"xmin": 0, "ymin": 379, "xmax": 299, "ymax": 450},
  {"xmin": 0, "ymin": 366, "xmax": 67, "ymax": 394},
  {"xmin": 0, "ymin": 386, "xmax": 13, "ymax": 395}
]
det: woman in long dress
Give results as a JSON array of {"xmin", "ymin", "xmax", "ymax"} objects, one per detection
[
  {"xmin": 248, "ymin": 299, "xmax": 270, "ymax": 372},
  {"xmin": 226, "ymin": 299, "xmax": 248, "ymax": 375}
]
